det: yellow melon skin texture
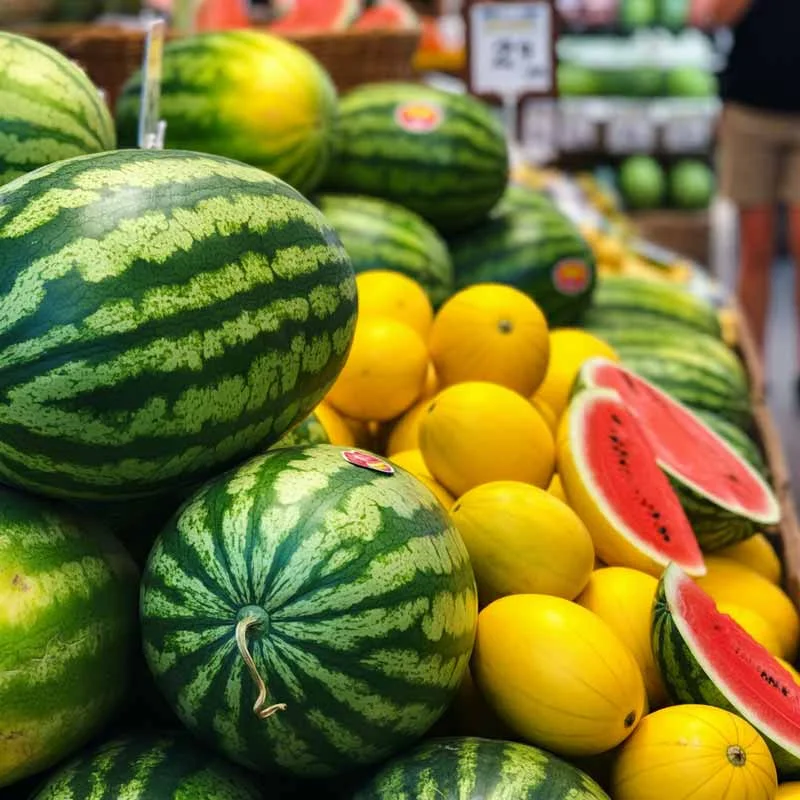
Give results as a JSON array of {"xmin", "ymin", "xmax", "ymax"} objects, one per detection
[
  {"xmin": 386, "ymin": 400, "xmax": 428, "ymax": 456},
  {"xmin": 717, "ymin": 603, "xmax": 783, "ymax": 658},
  {"xmin": 778, "ymin": 783, "xmax": 800, "ymax": 798},
  {"xmin": 388, "ymin": 449, "xmax": 454, "ymax": 509},
  {"xmin": 716, "ymin": 534, "xmax": 782, "ymax": 586},
  {"xmin": 576, "ymin": 567, "xmax": 669, "ymax": 710},
  {"xmin": 428, "ymin": 283, "xmax": 550, "ymax": 397},
  {"xmin": 312, "ymin": 402, "xmax": 355, "ymax": 447},
  {"xmin": 451, "ymin": 481, "xmax": 594, "ymax": 606},
  {"xmin": 355, "ymin": 270, "xmax": 433, "ymax": 339},
  {"xmin": 531, "ymin": 396, "xmax": 558, "ymax": 434},
  {"xmin": 611, "ymin": 704, "xmax": 778, "ymax": 800},
  {"xmin": 419, "ymin": 381, "xmax": 555, "ymax": 497},
  {"xmin": 534, "ymin": 329, "xmax": 619, "ymax": 418},
  {"xmin": 326, "ymin": 316, "xmax": 429, "ymax": 422},
  {"xmin": 696, "ymin": 557, "xmax": 799, "ymax": 661},
  {"xmin": 472, "ymin": 593, "xmax": 646, "ymax": 757}
]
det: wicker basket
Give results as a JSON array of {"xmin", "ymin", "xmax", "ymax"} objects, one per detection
[{"xmin": 10, "ymin": 22, "xmax": 421, "ymax": 110}]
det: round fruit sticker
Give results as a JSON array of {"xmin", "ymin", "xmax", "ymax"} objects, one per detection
[
  {"xmin": 552, "ymin": 259, "xmax": 592, "ymax": 296},
  {"xmin": 394, "ymin": 101, "xmax": 444, "ymax": 134},
  {"xmin": 342, "ymin": 449, "xmax": 395, "ymax": 475}
]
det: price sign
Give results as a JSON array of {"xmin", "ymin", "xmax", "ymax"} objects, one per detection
[
  {"xmin": 466, "ymin": 2, "xmax": 556, "ymax": 99},
  {"xmin": 605, "ymin": 108, "xmax": 656, "ymax": 154},
  {"xmin": 137, "ymin": 18, "xmax": 167, "ymax": 150},
  {"xmin": 662, "ymin": 116, "xmax": 712, "ymax": 154}
]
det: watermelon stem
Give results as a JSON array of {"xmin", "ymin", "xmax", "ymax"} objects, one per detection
[{"xmin": 235, "ymin": 615, "xmax": 287, "ymax": 719}]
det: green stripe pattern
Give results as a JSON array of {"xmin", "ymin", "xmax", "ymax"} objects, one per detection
[
  {"xmin": 141, "ymin": 444, "xmax": 478, "ymax": 778},
  {"xmin": 271, "ymin": 409, "xmax": 330, "ymax": 449},
  {"xmin": 322, "ymin": 82, "xmax": 508, "ymax": 234},
  {"xmin": 0, "ymin": 148, "xmax": 356, "ymax": 502},
  {"xmin": 652, "ymin": 563, "xmax": 800, "ymax": 777},
  {"xmin": 30, "ymin": 734, "xmax": 264, "ymax": 799},
  {"xmin": 0, "ymin": 32, "xmax": 115, "ymax": 187},
  {"xmin": 352, "ymin": 737, "xmax": 611, "ymax": 799},
  {"xmin": 0, "ymin": 487, "xmax": 139, "ymax": 788},
  {"xmin": 448, "ymin": 204, "xmax": 597, "ymax": 327},
  {"xmin": 116, "ymin": 30, "xmax": 337, "ymax": 195},
  {"xmin": 317, "ymin": 193, "xmax": 455, "ymax": 307}
]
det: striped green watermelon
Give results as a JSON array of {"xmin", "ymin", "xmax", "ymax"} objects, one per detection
[
  {"xmin": 352, "ymin": 737, "xmax": 611, "ymax": 798},
  {"xmin": 0, "ymin": 488, "xmax": 139, "ymax": 788},
  {"xmin": 140, "ymin": 444, "xmax": 478, "ymax": 777},
  {"xmin": 0, "ymin": 148, "xmax": 356, "ymax": 502},
  {"xmin": 577, "ymin": 358, "xmax": 779, "ymax": 551},
  {"xmin": 271, "ymin": 409, "xmax": 330, "ymax": 448},
  {"xmin": 589, "ymin": 275, "xmax": 722, "ymax": 338},
  {"xmin": 0, "ymin": 32, "xmax": 115, "ymax": 187},
  {"xmin": 448, "ymin": 203, "xmax": 597, "ymax": 327},
  {"xmin": 321, "ymin": 82, "xmax": 508, "ymax": 234},
  {"xmin": 29, "ymin": 734, "xmax": 264, "ymax": 799},
  {"xmin": 653, "ymin": 563, "xmax": 800, "ymax": 776},
  {"xmin": 317, "ymin": 194, "xmax": 455, "ymax": 306},
  {"xmin": 116, "ymin": 30, "xmax": 337, "ymax": 195}
]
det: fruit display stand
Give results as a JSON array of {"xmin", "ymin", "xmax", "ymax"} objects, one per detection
[{"xmin": 629, "ymin": 207, "xmax": 710, "ymax": 264}]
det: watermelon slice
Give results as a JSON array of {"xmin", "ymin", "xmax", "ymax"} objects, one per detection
[
  {"xmin": 578, "ymin": 358, "xmax": 780, "ymax": 551},
  {"xmin": 352, "ymin": 0, "xmax": 419, "ymax": 30},
  {"xmin": 194, "ymin": 0, "xmax": 249, "ymax": 30},
  {"xmin": 557, "ymin": 388, "xmax": 705, "ymax": 578},
  {"xmin": 270, "ymin": 0, "xmax": 362, "ymax": 32},
  {"xmin": 653, "ymin": 562, "xmax": 800, "ymax": 777}
]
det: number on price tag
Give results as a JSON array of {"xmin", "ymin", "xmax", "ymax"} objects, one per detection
[
  {"xmin": 663, "ymin": 117, "xmax": 712, "ymax": 154},
  {"xmin": 469, "ymin": 2, "xmax": 554, "ymax": 97},
  {"xmin": 606, "ymin": 110, "xmax": 656, "ymax": 154}
]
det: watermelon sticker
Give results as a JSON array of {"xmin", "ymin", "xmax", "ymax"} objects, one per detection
[
  {"xmin": 394, "ymin": 102, "xmax": 444, "ymax": 134},
  {"xmin": 342, "ymin": 450, "xmax": 395, "ymax": 475},
  {"xmin": 552, "ymin": 259, "xmax": 591, "ymax": 296}
]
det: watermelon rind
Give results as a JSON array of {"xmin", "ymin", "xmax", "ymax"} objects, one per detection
[
  {"xmin": 693, "ymin": 409, "xmax": 768, "ymax": 480},
  {"xmin": 0, "ymin": 488, "xmax": 139, "ymax": 789},
  {"xmin": 28, "ymin": 733, "xmax": 265, "ymax": 799},
  {"xmin": 351, "ymin": 736, "xmax": 611, "ymax": 798},
  {"xmin": 653, "ymin": 563, "xmax": 800, "ymax": 776},
  {"xmin": 0, "ymin": 148, "xmax": 357, "ymax": 502},
  {"xmin": 140, "ymin": 444, "xmax": 478, "ymax": 778}
]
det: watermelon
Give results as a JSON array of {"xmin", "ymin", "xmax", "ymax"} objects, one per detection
[
  {"xmin": 140, "ymin": 444, "xmax": 478, "ymax": 777},
  {"xmin": 0, "ymin": 148, "xmax": 356, "ymax": 502},
  {"xmin": 353, "ymin": 0, "xmax": 419, "ymax": 30},
  {"xmin": 448, "ymin": 203, "xmax": 597, "ymax": 327},
  {"xmin": 653, "ymin": 563, "xmax": 800, "ymax": 776},
  {"xmin": 352, "ymin": 737, "xmax": 611, "ymax": 798},
  {"xmin": 0, "ymin": 32, "xmax": 115, "ymax": 187},
  {"xmin": 0, "ymin": 488, "xmax": 139, "ymax": 788},
  {"xmin": 693, "ymin": 409, "xmax": 768, "ymax": 479},
  {"xmin": 577, "ymin": 359, "xmax": 780, "ymax": 551},
  {"xmin": 557, "ymin": 388, "xmax": 706, "ymax": 577},
  {"xmin": 29, "ymin": 734, "xmax": 264, "ymax": 799},
  {"xmin": 317, "ymin": 194, "xmax": 454, "ymax": 306},
  {"xmin": 270, "ymin": 0, "xmax": 362, "ymax": 32},
  {"xmin": 271, "ymin": 409, "xmax": 331, "ymax": 448},
  {"xmin": 590, "ymin": 275, "xmax": 723, "ymax": 338},
  {"xmin": 116, "ymin": 30, "xmax": 337, "ymax": 195},
  {"xmin": 321, "ymin": 82, "xmax": 508, "ymax": 234}
]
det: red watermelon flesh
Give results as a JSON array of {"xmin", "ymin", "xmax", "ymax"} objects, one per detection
[
  {"xmin": 563, "ymin": 389, "xmax": 705, "ymax": 576},
  {"xmin": 661, "ymin": 563, "xmax": 800, "ymax": 770},
  {"xmin": 582, "ymin": 358, "xmax": 778, "ymax": 523},
  {"xmin": 353, "ymin": 0, "xmax": 419, "ymax": 30},
  {"xmin": 195, "ymin": 0, "xmax": 249, "ymax": 30},
  {"xmin": 270, "ymin": 0, "xmax": 362, "ymax": 32}
]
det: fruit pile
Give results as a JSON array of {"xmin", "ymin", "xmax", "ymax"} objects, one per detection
[{"xmin": 0, "ymin": 21, "xmax": 799, "ymax": 800}]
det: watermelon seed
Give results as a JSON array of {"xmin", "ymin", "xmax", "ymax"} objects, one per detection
[
  {"xmin": 726, "ymin": 745, "xmax": 747, "ymax": 767},
  {"xmin": 611, "ymin": 414, "xmax": 623, "ymax": 425},
  {"xmin": 624, "ymin": 711, "xmax": 636, "ymax": 727}
]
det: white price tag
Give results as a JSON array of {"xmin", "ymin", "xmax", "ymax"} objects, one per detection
[
  {"xmin": 606, "ymin": 110, "xmax": 656, "ymax": 154},
  {"xmin": 558, "ymin": 105, "xmax": 598, "ymax": 152},
  {"xmin": 663, "ymin": 117, "xmax": 712, "ymax": 154},
  {"xmin": 138, "ymin": 19, "xmax": 167, "ymax": 150},
  {"xmin": 469, "ymin": 2, "xmax": 554, "ymax": 97}
]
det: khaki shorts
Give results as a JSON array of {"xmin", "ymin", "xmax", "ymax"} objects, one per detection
[{"xmin": 718, "ymin": 102, "xmax": 800, "ymax": 207}]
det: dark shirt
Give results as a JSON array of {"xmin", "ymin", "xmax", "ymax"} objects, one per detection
[{"xmin": 721, "ymin": 0, "xmax": 800, "ymax": 113}]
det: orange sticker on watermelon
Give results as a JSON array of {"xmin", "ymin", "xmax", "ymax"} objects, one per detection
[
  {"xmin": 342, "ymin": 450, "xmax": 395, "ymax": 475},
  {"xmin": 552, "ymin": 258, "xmax": 591, "ymax": 296},
  {"xmin": 394, "ymin": 101, "xmax": 444, "ymax": 134}
]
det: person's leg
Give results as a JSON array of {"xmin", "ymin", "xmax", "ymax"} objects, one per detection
[
  {"xmin": 779, "ymin": 122, "xmax": 800, "ymax": 384},
  {"xmin": 737, "ymin": 207, "xmax": 777, "ymax": 354}
]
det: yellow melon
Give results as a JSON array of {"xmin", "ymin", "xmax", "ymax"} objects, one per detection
[
  {"xmin": 547, "ymin": 473, "xmax": 566, "ymax": 502},
  {"xmin": 715, "ymin": 534, "xmax": 782, "ymax": 586},
  {"xmin": 355, "ymin": 270, "xmax": 433, "ymax": 339},
  {"xmin": 386, "ymin": 400, "xmax": 428, "ymax": 456},
  {"xmin": 388, "ymin": 449, "xmax": 428, "ymax": 477},
  {"xmin": 312, "ymin": 402, "xmax": 355, "ymax": 447},
  {"xmin": 778, "ymin": 784, "xmax": 800, "ymax": 798},
  {"xmin": 717, "ymin": 603, "xmax": 783, "ymax": 658}
]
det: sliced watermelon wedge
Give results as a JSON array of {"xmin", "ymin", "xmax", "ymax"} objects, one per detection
[
  {"xmin": 557, "ymin": 388, "xmax": 705, "ymax": 578},
  {"xmin": 578, "ymin": 357, "xmax": 780, "ymax": 551},
  {"xmin": 653, "ymin": 562, "xmax": 800, "ymax": 777},
  {"xmin": 270, "ymin": 0, "xmax": 363, "ymax": 33},
  {"xmin": 352, "ymin": 0, "xmax": 419, "ymax": 30}
]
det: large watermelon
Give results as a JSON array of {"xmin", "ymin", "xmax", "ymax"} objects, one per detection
[
  {"xmin": 29, "ymin": 734, "xmax": 264, "ymax": 799},
  {"xmin": 352, "ymin": 737, "xmax": 611, "ymax": 798},
  {"xmin": 652, "ymin": 563, "xmax": 800, "ymax": 776},
  {"xmin": 317, "ymin": 194, "xmax": 454, "ymax": 306},
  {"xmin": 0, "ymin": 488, "xmax": 139, "ymax": 788},
  {"xmin": 448, "ymin": 203, "xmax": 597, "ymax": 327},
  {"xmin": 140, "ymin": 444, "xmax": 478, "ymax": 777},
  {"xmin": 321, "ymin": 82, "xmax": 508, "ymax": 234},
  {"xmin": 0, "ymin": 149, "xmax": 356, "ymax": 502},
  {"xmin": 116, "ymin": 30, "xmax": 337, "ymax": 195},
  {"xmin": 0, "ymin": 32, "xmax": 115, "ymax": 187}
]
